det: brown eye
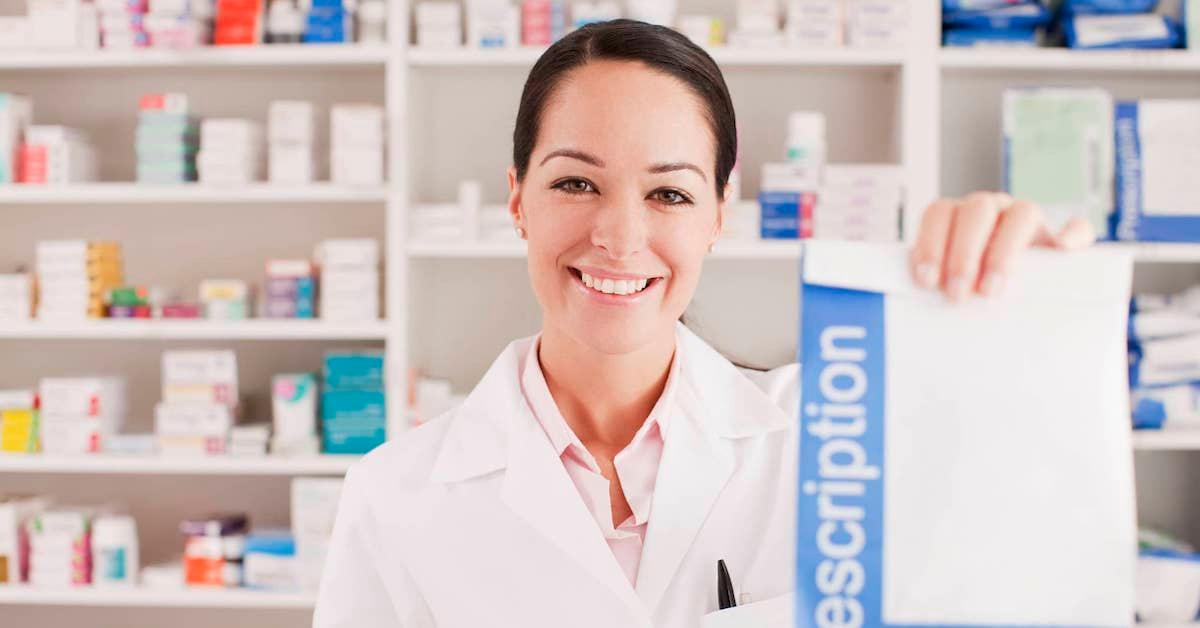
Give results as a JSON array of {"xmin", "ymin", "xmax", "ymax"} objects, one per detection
[
  {"xmin": 553, "ymin": 178, "xmax": 596, "ymax": 194},
  {"xmin": 652, "ymin": 189, "xmax": 692, "ymax": 206}
]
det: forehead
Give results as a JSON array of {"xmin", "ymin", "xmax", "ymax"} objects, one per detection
[{"xmin": 534, "ymin": 59, "xmax": 716, "ymax": 168}]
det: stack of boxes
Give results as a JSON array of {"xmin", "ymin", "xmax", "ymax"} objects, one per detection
[
  {"xmin": 199, "ymin": 279, "xmax": 250, "ymax": 319},
  {"xmin": 0, "ymin": 389, "xmax": 39, "ymax": 454},
  {"xmin": 785, "ymin": 0, "xmax": 844, "ymax": 47},
  {"xmin": 321, "ymin": 351, "xmax": 385, "ymax": 454},
  {"xmin": 730, "ymin": 0, "xmax": 784, "ymax": 47},
  {"xmin": 106, "ymin": 286, "xmax": 151, "ymax": 318},
  {"xmin": 97, "ymin": 0, "xmax": 149, "ymax": 48},
  {"xmin": 814, "ymin": 164, "xmax": 903, "ymax": 242},
  {"xmin": 304, "ymin": 0, "xmax": 351, "ymax": 43},
  {"xmin": 263, "ymin": 259, "xmax": 316, "ymax": 319},
  {"xmin": 28, "ymin": 0, "xmax": 99, "ymax": 49},
  {"xmin": 198, "ymin": 118, "xmax": 263, "ymax": 184},
  {"xmin": 229, "ymin": 423, "xmax": 270, "ymax": 456},
  {"xmin": 329, "ymin": 104, "xmax": 383, "ymax": 185},
  {"xmin": 27, "ymin": 509, "xmax": 93, "ymax": 587},
  {"xmin": 271, "ymin": 373, "xmax": 318, "ymax": 455},
  {"xmin": 137, "ymin": 93, "xmax": 198, "ymax": 184},
  {"xmin": 268, "ymin": 100, "xmax": 315, "ymax": 184},
  {"xmin": 415, "ymin": 1, "xmax": 461, "ymax": 47},
  {"xmin": 845, "ymin": 0, "xmax": 907, "ymax": 48},
  {"xmin": 0, "ymin": 274, "xmax": 33, "ymax": 322},
  {"xmin": 0, "ymin": 93, "xmax": 32, "ymax": 185},
  {"xmin": 145, "ymin": 0, "xmax": 212, "ymax": 48},
  {"xmin": 17, "ymin": 126, "xmax": 97, "ymax": 184},
  {"xmin": 316, "ymin": 239, "xmax": 378, "ymax": 321},
  {"xmin": 38, "ymin": 377, "xmax": 127, "ymax": 454},
  {"xmin": 0, "ymin": 496, "xmax": 48, "ymax": 584},
  {"xmin": 213, "ymin": 0, "xmax": 263, "ymax": 44},
  {"xmin": 36, "ymin": 240, "xmax": 124, "ymax": 321},
  {"xmin": 155, "ymin": 350, "xmax": 240, "ymax": 456},
  {"xmin": 519, "ymin": 0, "xmax": 567, "ymax": 46},
  {"xmin": 291, "ymin": 477, "xmax": 342, "ymax": 591},
  {"xmin": 181, "ymin": 513, "xmax": 246, "ymax": 587},
  {"xmin": 759, "ymin": 163, "xmax": 818, "ymax": 239},
  {"xmin": 465, "ymin": 0, "xmax": 519, "ymax": 48}
]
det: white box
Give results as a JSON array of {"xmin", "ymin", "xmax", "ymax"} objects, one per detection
[
  {"xmin": 0, "ymin": 17, "xmax": 31, "ymax": 48},
  {"xmin": 39, "ymin": 416, "xmax": 101, "ymax": 454},
  {"xmin": 272, "ymin": 374, "xmax": 317, "ymax": 443},
  {"xmin": 154, "ymin": 402, "xmax": 234, "ymax": 436},
  {"xmin": 315, "ymin": 239, "xmax": 380, "ymax": 268},
  {"xmin": 200, "ymin": 118, "xmax": 263, "ymax": 150},
  {"xmin": 330, "ymin": 105, "xmax": 384, "ymax": 147},
  {"xmin": 162, "ymin": 350, "xmax": 239, "ymax": 405},
  {"xmin": 291, "ymin": 477, "xmax": 343, "ymax": 592},
  {"xmin": 268, "ymin": 145, "xmax": 315, "ymax": 184},
  {"xmin": 38, "ymin": 378, "xmax": 125, "ymax": 419},
  {"xmin": 330, "ymin": 146, "xmax": 383, "ymax": 185},
  {"xmin": 268, "ymin": 101, "xmax": 315, "ymax": 145},
  {"xmin": 797, "ymin": 242, "xmax": 1134, "ymax": 626}
]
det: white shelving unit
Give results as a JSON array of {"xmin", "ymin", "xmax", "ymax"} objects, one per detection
[
  {"xmin": 3, "ymin": 1, "xmax": 1200, "ymax": 625},
  {"xmin": 0, "ymin": 183, "xmax": 387, "ymax": 204},
  {"xmin": 0, "ymin": 586, "xmax": 315, "ymax": 609},
  {"xmin": 0, "ymin": 320, "xmax": 389, "ymax": 340},
  {"xmin": 0, "ymin": 454, "xmax": 357, "ymax": 475}
]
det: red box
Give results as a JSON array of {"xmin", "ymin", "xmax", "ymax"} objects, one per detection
[{"xmin": 18, "ymin": 144, "xmax": 46, "ymax": 183}]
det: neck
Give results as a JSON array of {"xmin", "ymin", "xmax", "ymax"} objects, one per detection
[{"xmin": 537, "ymin": 322, "xmax": 676, "ymax": 454}]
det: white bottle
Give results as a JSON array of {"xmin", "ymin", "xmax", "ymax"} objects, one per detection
[
  {"xmin": 786, "ymin": 111, "xmax": 826, "ymax": 181},
  {"xmin": 91, "ymin": 515, "xmax": 138, "ymax": 587}
]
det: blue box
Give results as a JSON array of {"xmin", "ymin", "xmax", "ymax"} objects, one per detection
[
  {"xmin": 759, "ymin": 191, "xmax": 816, "ymax": 240},
  {"xmin": 322, "ymin": 390, "xmax": 386, "ymax": 454},
  {"xmin": 323, "ymin": 351, "xmax": 384, "ymax": 391}
]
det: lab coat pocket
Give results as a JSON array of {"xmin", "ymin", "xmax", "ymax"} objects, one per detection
[{"xmin": 699, "ymin": 592, "xmax": 795, "ymax": 628}]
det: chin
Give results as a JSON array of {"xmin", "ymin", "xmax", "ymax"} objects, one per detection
[{"xmin": 565, "ymin": 312, "xmax": 671, "ymax": 356}]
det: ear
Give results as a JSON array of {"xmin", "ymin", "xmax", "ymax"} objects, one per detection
[{"xmin": 507, "ymin": 165, "xmax": 524, "ymax": 236}]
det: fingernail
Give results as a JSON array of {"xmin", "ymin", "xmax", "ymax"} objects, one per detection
[
  {"xmin": 915, "ymin": 263, "xmax": 939, "ymax": 289},
  {"xmin": 946, "ymin": 276, "xmax": 969, "ymax": 301},
  {"xmin": 980, "ymin": 272, "xmax": 1006, "ymax": 298}
]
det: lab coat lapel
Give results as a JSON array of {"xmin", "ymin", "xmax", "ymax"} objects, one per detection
[
  {"xmin": 500, "ymin": 405, "xmax": 648, "ymax": 619},
  {"xmin": 634, "ymin": 330, "xmax": 737, "ymax": 612}
]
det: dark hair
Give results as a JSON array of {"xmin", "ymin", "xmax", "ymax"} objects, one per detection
[{"xmin": 512, "ymin": 19, "xmax": 738, "ymax": 200}]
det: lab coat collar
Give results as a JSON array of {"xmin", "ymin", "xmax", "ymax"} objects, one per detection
[{"xmin": 427, "ymin": 322, "xmax": 792, "ymax": 617}]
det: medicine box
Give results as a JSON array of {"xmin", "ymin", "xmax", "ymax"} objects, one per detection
[{"xmin": 322, "ymin": 351, "xmax": 384, "ymax": 390}]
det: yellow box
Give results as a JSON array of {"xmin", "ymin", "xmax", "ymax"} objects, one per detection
[{"xmin": 0, "ymin": 409, "xmax": 39, "ymax": 453}]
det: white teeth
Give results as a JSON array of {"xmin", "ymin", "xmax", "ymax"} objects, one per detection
[{"xmin": 578, "ymin": 270, "xmax": 652, "ymax": 296}]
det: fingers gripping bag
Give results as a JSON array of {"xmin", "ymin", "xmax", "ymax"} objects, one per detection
[{"xmin": 797, "ymin": 241, "xmax": 1136, "ymax": 627}]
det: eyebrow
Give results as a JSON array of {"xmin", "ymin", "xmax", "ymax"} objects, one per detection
[{"xmin": 539, "ymin": 149, "xmax": 708, "ymax": 182}]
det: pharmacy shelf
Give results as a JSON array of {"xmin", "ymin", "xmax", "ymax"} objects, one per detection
[
  {"xmin": 1133, "ymin": 430, "xmax": 1200, "ymax": 451},
  {"xmin": 408, "ymin": 46, "xmax": 906, "ymax": 68},
  {"xmin": 0, "ymin": 320, "xmax": 389, "ymax": 340},
  {"xmin": 0, "ymin": 44, "xmax": 390, "ymax": 71},
  {"xmin": 0, "ymin": 454, "xmax": 356, "ymax": 475},
  {"xmin": 1101, "ymin": 243, "xmax": 1200, "ymax": 264},
  {"xmin": 940, "ymin": 48, "xmax": 1200, "ymax": 73},
  {"xmin": 0, "ymin": 183, "xmax": 387, "ymax": 204},
  {"xmin": 408, "ymin": 239, "xmax": 803, "ymax": 260},
  {"xmin": 0, "ymin": 586, "xmax": 315, "ymax": 609}
]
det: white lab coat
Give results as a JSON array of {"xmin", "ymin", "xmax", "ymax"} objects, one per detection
[{"xmin": 313, "ymin": 323, "xmax": 801, "ymax": 628}]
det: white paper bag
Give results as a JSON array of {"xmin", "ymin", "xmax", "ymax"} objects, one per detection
[{"xmin": 797, "ymin": 241, "xmax": 1136, "ymax": 627}]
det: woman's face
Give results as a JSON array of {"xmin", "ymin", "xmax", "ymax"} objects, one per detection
[{"xmin": 508, "ymin": 60, "xmax": 725, "ymax": 356}]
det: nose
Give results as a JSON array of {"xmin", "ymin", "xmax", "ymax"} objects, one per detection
[{"xmin": 591, "ymin": 197, "xmax": 649, "ymax": 261}]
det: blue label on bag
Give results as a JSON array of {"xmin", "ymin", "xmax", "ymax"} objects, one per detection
[{"xmin": 798, "ymin": 284, "xmax": 886, "ymax": 627}]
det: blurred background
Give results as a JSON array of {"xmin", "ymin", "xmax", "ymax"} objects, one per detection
[{"xmin": 0, "ymin": 0, "xmax": 1198, "ymax": 626}]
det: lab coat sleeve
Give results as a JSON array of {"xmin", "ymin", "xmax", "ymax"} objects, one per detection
[{"xmin": 313, "ymin": 465, "xmax": 414, "ymax": 628}]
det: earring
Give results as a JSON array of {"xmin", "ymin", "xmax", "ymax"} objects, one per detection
[{"xmin": 515, "ymin": 226, "xmax": 526, "ymax": 239}]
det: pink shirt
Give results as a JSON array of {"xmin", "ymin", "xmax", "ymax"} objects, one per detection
[{"xmin": 519, "ymin": 336, "xmax": 681, "ymax": 587}]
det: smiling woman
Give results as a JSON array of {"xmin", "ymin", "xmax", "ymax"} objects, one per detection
[{"xmin": 313, "ymin": 18, "xmax": 1092, "ymax": 628}]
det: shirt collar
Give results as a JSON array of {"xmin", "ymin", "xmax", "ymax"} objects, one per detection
[{"xmin": 519, "ymin": 333, "xmax": 681, "ymax": 460}]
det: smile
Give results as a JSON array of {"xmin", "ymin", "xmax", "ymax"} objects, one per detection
[{"xmin": 568, "ymin": 267, "xmax": 662, "ymax": 299}]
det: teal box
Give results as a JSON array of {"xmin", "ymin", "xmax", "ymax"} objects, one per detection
[
  {"xmin": 323, "ymin": 351, "xmax": 384, "ymax": 391},
  {"xmin": 321, "ymin": 390, "xmax": 386, "ymax": 454}
]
